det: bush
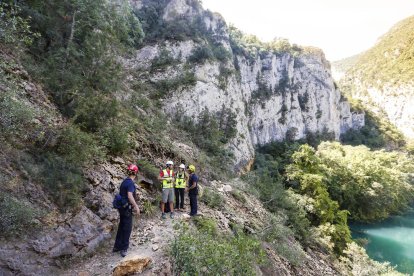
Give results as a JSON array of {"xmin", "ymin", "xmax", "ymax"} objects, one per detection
[
  {"xmin": 193, "ymin": 216, "xmax": 218, "ymax": 235},
  {"xmin": 341, "ymin": 110, "xmax": 405, "ymax": 149},
  {"xmin": 152, "ymin": 71, "xmax": 197, "ymax": 100},
  {"xmin": 0, "ymin": 3, "xmax": 38, "ymax": 47},
  {"xmin": 0, "ymin": 87, "xmax": 35, "ymax": 139},
  {"xmin": 201, "ymin": 188, "xmax": 224, "ymax": 209},
  {"xmin": 188, "ymin": 44, "xmax": 214, "ymax": 64},
  {"xmin": 171, "ymin": 222, "xmax": 265, "ymax": 275},
  {"xmin": 0, "ymin": 193, "xmax": 41, "ymax": 237},
  {"xmin": 142, "ymin": 200, "xmax": 157, "ymax": 217},
  {"xmin": 150, "ymin": 48, "xmax": 178, "ymax": 71},
  {"xmin": 100, "ymin": 123, "xmax": 132, "ymax": 156},
  {"xmin": 261, "ymin": 216, "xmax": 306, "ymax": 266},
  {"xmin": 212, "ymin": 44, "xmax": 232, "ymax": 62},
  {"xmin": 39, "ymin": 153, "xmax": 86, "ymax": 210},
  {"xmin": 57, "ymin": 125, "xmax": 105, "ymax": 165},
  {"xmin": 138, "ymin": 159, "xmax": 160, "ymax": 181},
  {"xmin": 73, "ymin": 94, "xmax": 119, "ymax": 132},
  {"xmin": 230, "ymin": 189, "xmax": 247, "ymax": 204}
]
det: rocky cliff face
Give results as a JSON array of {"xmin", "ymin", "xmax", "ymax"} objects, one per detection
[
  {"xmin": 351, "ymin": 82, "xmax": 414, "ymax": 138},
  {"xmin": 129, "ymin": 0, "xmax": 364, "ymax": 168}
]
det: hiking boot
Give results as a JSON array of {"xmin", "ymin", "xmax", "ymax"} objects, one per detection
[
  {"xmin": 120, "ymin": 250, "xmax": 127, "ymax": 257},
  {"xmin": 112, "ymin": 247, "xmax": 120, "ymax": 253},
  {"xmin": 161, "ymin": 213, "xmax": 166, "ymax": 219},
  {"xmin": 170, "ymin": 212, "xmax": 174, "ymax": 219}
]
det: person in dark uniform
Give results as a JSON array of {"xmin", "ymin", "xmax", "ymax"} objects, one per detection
[
  {"xmin": 113, "ymin": 164, "xmax": 140, "ymax": 257},
  {"xmin": 186, "ymin": 164, "xmax": 198, "ymax": 216}
]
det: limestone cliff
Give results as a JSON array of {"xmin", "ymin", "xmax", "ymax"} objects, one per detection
[{"xmin": 130, "ymin": 0, "xmax": 364, "ymax": 168}]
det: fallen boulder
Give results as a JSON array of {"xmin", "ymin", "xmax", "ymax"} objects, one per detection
[{"xmin": 112, "ymin": 255, "xmax": 151, "ymax": 276}]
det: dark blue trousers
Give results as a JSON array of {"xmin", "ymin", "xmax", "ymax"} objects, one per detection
[
  {"xmin": 189, "ymin": 193, "xmax": 198, "ymax": 216},
  {"xmin": 114, "ymin": 208, "xmax": 133, "ymax": 251}
]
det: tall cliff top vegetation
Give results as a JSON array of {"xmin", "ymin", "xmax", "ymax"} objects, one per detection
[{"xmin": 344, "ymin": 16, "xmax": 414, "ymax": 88}]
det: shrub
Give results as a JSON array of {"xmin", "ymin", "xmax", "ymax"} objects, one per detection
[
  {"xmin": 57, "ymin": 125, "xmax": 105, "ymax": 165},
  {"xmin": 73, "ymin": 94, "xmax": 119, "ymax": 132},
  {"xmin": 0, "ymin": 87, "xmax": 35, "ymax": 139},
  {"xmin": 261, "ymin": 216, "xmax": 306, "ymax": 266},
  {"xmin": 0, "ymin": 193, "xmax": 41, "ymax": 237},
  {"xmin": 338, "ymin": 243, "xmax": 400, "ymax": 275},
  {"xmin": 193, "ymin": 216, "xmax": 218, "ymax": 235},
  {"xmin": 218, "ymin": 65, "xmax": 233, "ymax": 90},
  {"xmin": 188, "ymin": 44, "xmax": 214, "ymax": 64},
  {"xmin": 201, "ymin": 188, "xmax": 224, "ymax": 209},
  {"xmin": 171, "ymin": 222, "xmax": 265, "ymax": 275},
  {"xmin": 230, "ymin": 189, "xmax": 247, "ymax": 204},
  {"xmin": 152, "ymin": 71, "xmax": 197, "ymax": 99},
  {"xmin": 150, "ymin": 48, "xmax": 178, "ymax": 71},
  {"xmin": 0, "ymin": 3, "xmax": 38, "ymax": 47},
  {"xmin": 138, "ymin": 159, "xmax": 160, "ymax": 181},
  {"xmin": 100, "ymin": 123, "xmax": 132, "ymax": 155},
  {"xmin": 142, "ymin": 200, "xmax": 157, "ymax": 217},
  {"xmin": 212, "ymin": 44, "xmax": 232, "ymax": 62},
  {"xmin": 39, "ymin": 153, "xmax": 86, "ymax": 210}
]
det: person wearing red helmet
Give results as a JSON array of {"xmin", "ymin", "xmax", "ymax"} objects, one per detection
[{"xmin": 113, "ymin": 164, "xmax": 140, "ymax": 257}]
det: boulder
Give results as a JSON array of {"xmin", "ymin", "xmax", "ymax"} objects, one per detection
[
  {"xmin": 112, "ymin": 255, "xmax": 151, "ymax": 276},
  {"xmin": 223, "ymin": 185, "xmax": 233, "ymax": 192}
]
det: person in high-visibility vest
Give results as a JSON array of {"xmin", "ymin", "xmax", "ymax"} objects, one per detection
[
  {"xmin": 174, "ymin": 164, "xmax": 187, "ymax": 211},
  {"xmin": 158, "ymin": 160, "xmax": 175, "ymax": 219}
]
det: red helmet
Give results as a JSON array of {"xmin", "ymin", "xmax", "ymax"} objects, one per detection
[{"xmin": 127, "ymin": 164, "xmax": 138, "ymax": 174}]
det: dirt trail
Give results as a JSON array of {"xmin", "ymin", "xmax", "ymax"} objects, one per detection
[{"xmin": 63, "ymin": 210, "xmax": 190, "ymax": 276}]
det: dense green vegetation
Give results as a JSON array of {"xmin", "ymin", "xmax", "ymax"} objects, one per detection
[
  {"xmin": 249, "ymin": 140, "xmax": 414, "ymax": 255},
  {"xmin": 339, "ymin": 95, "xmax": 406, "ymax": 149},
  {"xmin": 229, "ymin": 25, "xmax": 303, "ymax": 61},
  {"xmin": 345, "ymin": 16, "xmax": 414, "ymax": 88},
  {"xmin": 171, "ymin": 218, "xmax": 265, "ymax": 275},
  {"xmin": 174, "ymin": 107, "xmax": 237, "ymax": 174},
  {"xmin": 0, "ymin": 194, "xmax": 42, "ymax": 237}
]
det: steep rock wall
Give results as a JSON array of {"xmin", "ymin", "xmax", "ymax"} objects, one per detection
[{"xmin": 130, "ymin": 0, "xmax": 364, "ymax": 167}]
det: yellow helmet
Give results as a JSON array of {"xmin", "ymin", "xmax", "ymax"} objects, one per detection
[{"xmin": 188, "ymin": 164, "xmax": 196, "ymax": 172}]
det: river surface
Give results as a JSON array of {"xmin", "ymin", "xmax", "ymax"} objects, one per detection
[{"xmin": 350, "ymin": 209, "xmax": 414, "ymax": 274}]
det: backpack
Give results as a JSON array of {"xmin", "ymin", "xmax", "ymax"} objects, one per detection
[{"xmin": 112, "ymin": 194, "xmax": 129, "ymax": 209}]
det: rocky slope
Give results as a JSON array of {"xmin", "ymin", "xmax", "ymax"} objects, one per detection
[
  {"xmin": 334, "ymin": 16, "xmax": 414, "ymax": 139},
  {"xmin": 129, "ymin": 0, "xmax": 364, "ymax": 169},
  {"xmin": 0, "ymin": 43, "xmax": 345, "ymax": 276},
  {"xmin": 0, "ymin": 1, "xmax": 368, "ymax": 275},
  {"xmin": 62, "ymin": 180, "xmax": 340, "ymax": 276}
]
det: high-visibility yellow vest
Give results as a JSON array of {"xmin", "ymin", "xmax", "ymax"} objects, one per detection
[
  {"xmin": 175, "ymin": 172, "xmax": 186, "ymax": 188},
  {"xmin": 162, "ymin": 169, "xmax": 174, "ymax": 188}
]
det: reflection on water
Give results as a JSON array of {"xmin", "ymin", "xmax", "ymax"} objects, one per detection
[{"xmin": 350, "ymin": 209, "xmax": 414, "ymax": 274}]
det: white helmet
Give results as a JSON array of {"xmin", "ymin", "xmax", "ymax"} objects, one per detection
[
  {"xmin": 166, "ymin": 160, "xmax": 174, "ymax": 166},
  {"xmin": 179, "ymin": 164, "xmax": 185, "ymax": 169}
]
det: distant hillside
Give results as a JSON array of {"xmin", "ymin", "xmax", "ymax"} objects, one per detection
[
  {"xmin": 338, "ymin": 15, "xmax": 414, "ymax": 139},
  {"xmin": 332, "ymin": 53, "xmax": 361, "ymax": 78},
  {"xmin": 347, "ymin": 16, "xmax": 414, "ymax": 88}
]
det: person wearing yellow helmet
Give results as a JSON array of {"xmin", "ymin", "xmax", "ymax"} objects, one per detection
[{"xmin": 186, "ymin": 164, "xmax": 198, "ymax": 216}]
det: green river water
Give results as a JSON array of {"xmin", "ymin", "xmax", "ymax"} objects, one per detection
[{"xmin": 350, "ymin": 209, "xmax": 414, "ymax": 274}]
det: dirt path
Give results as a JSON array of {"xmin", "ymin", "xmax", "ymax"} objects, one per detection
[{"xmin": 62, "ymin": 210, "xmax": 190, "ymax": 276}]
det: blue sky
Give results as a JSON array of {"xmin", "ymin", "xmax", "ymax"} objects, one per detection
[{"xmin": 202, "ymin": 0, "xmax": 414, "ymax": 61}]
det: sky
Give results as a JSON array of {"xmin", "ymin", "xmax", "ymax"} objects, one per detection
[{"xmin": 201, "ymin": 0, "xmax": 414, "ymax": 61}]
